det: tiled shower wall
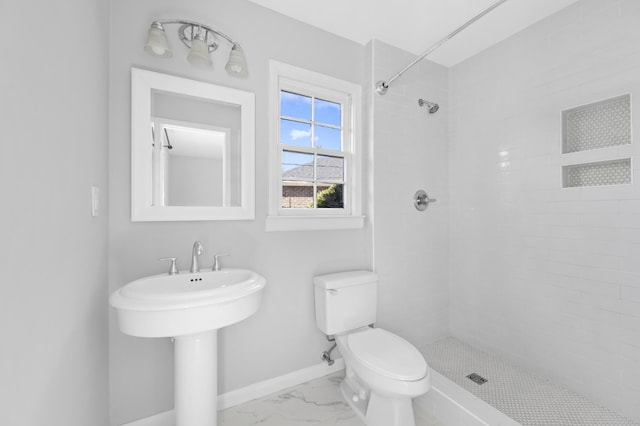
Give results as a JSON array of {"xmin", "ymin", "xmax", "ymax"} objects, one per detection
[
  {"xmin": 449, "ymin": 0, "xmax": 640, "ymax": 422},
  {"xmin": 370, "ymin": 40, "xmax": 450, "ymax": 348}
]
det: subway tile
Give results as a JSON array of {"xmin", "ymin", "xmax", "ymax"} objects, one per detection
[
  {"xmin": 620, "ymin": 315, "xmax": 640, "ymax": 346},
  {"xmin": 614, "ymin": 271, "xmax": 640, "ymax": 288},
  {"xmin": 596, "ymin": 299, "xmax": 640, "ymax": 318},
  {"xmin": 546, "ymin": 250, "xmax": 620, "ymax": 269},
  {"xmin": 579, "ymin": 0, "xmax": 621, "ymax": 20},
  {"xmin": 547, "ymin": 273, "xmax": 620, "ymax": 298},
  {"xmin": 619, "ymin": 256, "xmax": 640, "ymax": 276},
  {"xmin": 616, "ymin": 214, "xmax": 640, "ymax": 229},
  {"xmin": 620, "ymin": 228, "xmax": 640, "ymax": 244},
  {"xmin": 621, "ymin": 343, "xmax": 640, "ymax": 363},
  {"xmin": 620, "ymin": 200, "xmax": 640, "ymax": 213},
  {"xmin": 548, "ymin": 200, "xmax": 621, "ymax": 215},
  {"xmin": 621, "ymin": 286, "xmax": 640, "ymax": 303},
  {"xmin": 620, "ymin": 365, "xmax": 640, "ymax": 392}
]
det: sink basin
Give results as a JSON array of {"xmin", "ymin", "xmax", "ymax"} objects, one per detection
[
  {"xmin": 111, "ymin": 268, "xmax": 266, "ymax": 338},
  {"xmin": 111, "ymin": 267, "xmax": 266, "ymax": 426}
]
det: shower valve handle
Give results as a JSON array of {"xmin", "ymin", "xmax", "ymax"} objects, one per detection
[{"xmin": 414, "ymin": 190, "xmax": 436, "ymax": 211}]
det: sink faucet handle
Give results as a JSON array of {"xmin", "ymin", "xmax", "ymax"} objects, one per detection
[
  {"xmin": 158, "ymin": 257, "xmax": 179, "ymax": 275},
  {"xmin": 212, "ymin": 253, "xmax": 229, "ymax": 271}
]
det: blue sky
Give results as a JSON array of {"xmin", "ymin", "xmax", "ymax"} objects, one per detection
[{"xmin": 280, "ymin": 91, "xmax": 341, "ymax": 153}]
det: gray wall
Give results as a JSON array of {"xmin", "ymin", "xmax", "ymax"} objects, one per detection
[
  {"xmin": 0, "ymin": 0, "xmax": 109, "ymax": 424},
  {"xmin": 449, "ymin": 0, "xmax": 640, "ymax": 421},
  {"xmin": 108, "ymin": 0, "xmax": 371, "ymax": 423}
]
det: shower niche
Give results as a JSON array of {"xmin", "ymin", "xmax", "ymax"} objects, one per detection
[{"xmin": 561, "ymin": 94, "xmax": 632, "ymax": 188}]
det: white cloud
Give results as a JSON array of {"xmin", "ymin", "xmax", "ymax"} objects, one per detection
[{"xmin": 289, "ymin": 129, "xmax": 311, "ymax": 140}]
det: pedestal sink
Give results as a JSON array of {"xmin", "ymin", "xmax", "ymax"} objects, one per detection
[{"xmin": 111, "ymin": 268, "xmax": 266, "ymax": 426}]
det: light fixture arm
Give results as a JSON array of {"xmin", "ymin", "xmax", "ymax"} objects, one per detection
[{"xmin": 151, "ymin": 19, "xmax": 240, "ymax": 48}]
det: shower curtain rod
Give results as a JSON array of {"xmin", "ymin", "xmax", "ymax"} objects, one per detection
[{"xmin": 375, "ymin": 0, "xmax": 509, "ymax": 95}]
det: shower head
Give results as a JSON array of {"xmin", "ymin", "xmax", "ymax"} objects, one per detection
[{"xmin": 418, "ymin": 99, "xmax": 439, "ymax": 114}]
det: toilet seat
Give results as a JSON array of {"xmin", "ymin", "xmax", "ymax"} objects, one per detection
[{"xmin": 347, "ymin": 328, "xmax": 427, "ymax": 381}]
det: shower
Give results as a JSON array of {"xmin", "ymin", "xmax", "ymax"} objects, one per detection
[{"xmin": 418, "ymin": 98, "xmax": 439, "ymax": 114}]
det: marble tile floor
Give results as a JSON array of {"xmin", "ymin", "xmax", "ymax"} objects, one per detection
[{"xmin": 219, "ymin": 372, "xmax": 448, "ymax": 426}]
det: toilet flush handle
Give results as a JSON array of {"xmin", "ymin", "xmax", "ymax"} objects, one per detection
[{"xmin": 328, "ymin": 289, "xmax": 338, "ymax": 295}]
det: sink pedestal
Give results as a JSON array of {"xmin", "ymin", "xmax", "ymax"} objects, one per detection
[
  {"xmin": 110, "ymin": 269, "xmax": 267, "ymax": 426},
  {"xmin": 175, "ymin": 330, "xmax": 218, "ymax": 426}
]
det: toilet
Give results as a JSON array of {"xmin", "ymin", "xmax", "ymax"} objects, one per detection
[{"xmin": 314, "ymin": 270, "xmax": 430, "ymax": 426}]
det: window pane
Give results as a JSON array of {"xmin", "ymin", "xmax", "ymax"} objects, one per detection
[
  {"xmin": 282, "ymin": 181, "xmax": 314, "ymax": 209},
  {"xmin": 314, "ymin": 125, "xmax": 342, "ymax": 151},
  {"xmin": 314, "ymin": 98, "xmax": 341, "ymax": 126},
  {"xmin": 316, "ymin": 183, "xmax": 344, "ymax": 209},
  {"xmin": 280, "ymin": 119, "xmax": 311, "ymax": 147},
  {"xmin": 282, "ymin": 151, "xmax": 314, "ymax": 180},
  {"xmin": 282, "ymin": 149, "xmax": 315, "ymax": 206},
  {"xmin": 281, "ymin": 91, "xmax": 311, "ymax": 121},
  {"xmin": 317, "ymin": 155, "xmax": 344, "ymax": 182}
]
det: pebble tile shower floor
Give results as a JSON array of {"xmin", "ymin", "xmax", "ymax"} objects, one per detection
[{"xmin": 420, "ymin": 337, "xmax": 639, "ymax": 426}]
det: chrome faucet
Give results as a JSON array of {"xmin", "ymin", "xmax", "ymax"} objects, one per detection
[{"xmin": 190, "ymin": 241, "xmax": 204, "ymax": 273}]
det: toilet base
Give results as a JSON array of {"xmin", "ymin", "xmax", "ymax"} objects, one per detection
[
  {"xmin": 366, "ymin": 392, "xmax": 416, "ymax": 426},
  {"xmin": 340, "ymin": 380, "xmax": 368, "ymax": 422},
  {"xmin": 340, "ymin": 378, "xmax": 416, "ymax": 426}
]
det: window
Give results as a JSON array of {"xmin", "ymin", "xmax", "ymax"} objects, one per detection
[{"xmin": 267, "ymin": 60, "xmax": 363, "ymax": 231}]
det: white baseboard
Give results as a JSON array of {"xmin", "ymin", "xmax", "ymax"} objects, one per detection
[
  {"xmin": 219, "ymin": 358, "xmax": 345, "ymax": 409},
  {"xmin": 121, "ymin": 359, "xmax": 345, "ymax": 426}
]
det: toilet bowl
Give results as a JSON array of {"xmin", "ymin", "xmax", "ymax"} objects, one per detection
[
  {"xmin": 313, "ymin": 271, "xmax": 431, "ymax": 426},
  {"xmin": 336, "ymin": 328, "xmax": 429, "ymax": 426}
]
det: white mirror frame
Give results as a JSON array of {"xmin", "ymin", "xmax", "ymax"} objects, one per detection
[{"xmin": 131, "ymin": 68, "xmax": 255, "ymax": 221}]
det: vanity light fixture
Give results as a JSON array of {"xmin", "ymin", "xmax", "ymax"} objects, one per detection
[{"xmin": 144, "ymin": 20, "xmax": 247, "ymax": 75}]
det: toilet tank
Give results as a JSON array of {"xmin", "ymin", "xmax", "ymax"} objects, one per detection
[{"xmin": 314, "ymin": 270, "xmax": 378, "ymax": 335}]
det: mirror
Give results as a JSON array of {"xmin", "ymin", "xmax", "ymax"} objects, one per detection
[{"xmin": 131, "ymin": 68, "xmax": 255, "ymax": 221}]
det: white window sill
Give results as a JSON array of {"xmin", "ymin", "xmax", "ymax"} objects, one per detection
[{"xmin": 265, "ymin": 215, "xmax": 365, "ymax": 232}]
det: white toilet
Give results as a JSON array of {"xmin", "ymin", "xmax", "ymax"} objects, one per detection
[{"xmin": 314, "ymin": 270, "xmax": 430, "ymax": 426}]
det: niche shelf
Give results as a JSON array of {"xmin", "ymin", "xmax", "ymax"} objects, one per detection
[
  {"xmin": 563, "ymin": 94, "xmax": 631, "ymax": 154},
  {"xmin": 563, "ymin": 159, "xmax": 631, "ymax": 188}
]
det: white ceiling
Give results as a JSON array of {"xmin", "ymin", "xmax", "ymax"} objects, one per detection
[{"xmin": 247, "ymin": 0, "xmax": 579, "ymax": 67}]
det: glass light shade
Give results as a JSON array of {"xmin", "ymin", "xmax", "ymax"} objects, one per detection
[
  {"xmin": 144, "ymin": 26, "xmax": 172, "ymax": 58},
  {"xmin": 225, "ymin": 45, "xmax": 247, "ymax": 75},
  {"xmin": 187, "ymin": 35, "xmax": 212, "ymax": 68}
]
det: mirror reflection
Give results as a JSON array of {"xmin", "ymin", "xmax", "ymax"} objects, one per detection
[
  {"xmin": 151, "ymin": 90, "xmax": 241, "ymax": 207},
  {"xmin": 152, "ymin": 120, "xmax": 230, "ymax": 206}
]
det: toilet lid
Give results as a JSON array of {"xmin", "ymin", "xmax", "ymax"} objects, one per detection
[{"xmin": 347, "ymin": 328, "xmax": 427, "ymax": 381}]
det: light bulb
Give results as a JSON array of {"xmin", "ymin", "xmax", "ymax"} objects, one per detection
[
  {"xmin": 225, "ymin": 45, "xmax": 247, "ymax": 76},
  {"xmin": 144, "ymin": 24, "xmax": 172, "ymax": 58},
  {"xmin": 187, "ymin": 33, "xmax": 212, "ymax": 68},
  {"xmin": 151, "ymin": 45, "xmax": 166, "ymax": 56}
]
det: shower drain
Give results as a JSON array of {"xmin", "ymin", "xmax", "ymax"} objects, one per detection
[{"xmin": 466, "ymin": 373, "xmax": 488, "ymax": 385}]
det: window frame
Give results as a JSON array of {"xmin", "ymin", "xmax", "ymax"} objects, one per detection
[{"xmin": 267, "ymin": 60, "xmax": 364, "ymax": 232}]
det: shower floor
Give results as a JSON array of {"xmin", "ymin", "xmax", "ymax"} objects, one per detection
[{"xmin": 419, "ymin": 337, "xmax": 638, "ymax": 426}]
